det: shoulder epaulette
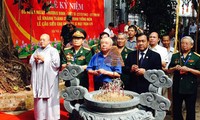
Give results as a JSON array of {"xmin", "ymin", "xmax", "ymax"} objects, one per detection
[
  {"xmin": 173, "ymin": 50, "xmax": 179, "ymax": 54},
  {"xmin": 64, "ymin": 46, "xmax": 72, "ymax": 50},
  {"xmin": 91, "ymin": 44, "xmax": 98, "ymax": 48},
  {"xmin": 194, "ymin": 52, "xmax": 200, "ymax": 57},
  {"xmin": 173, "ymin": 52, "xmax": 180, "ymax": 55},
  {"xmin": 125, "ymin": 46, "xmax": 133, "ymax": 51},
  {"xmin": 83, "ymin": 46, "xmax": 91, "ymax": 51}
]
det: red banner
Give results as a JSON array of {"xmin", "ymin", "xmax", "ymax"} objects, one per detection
[{"xmin": 5, "ymin": 0, "xmax": 104, "ymax": 46}]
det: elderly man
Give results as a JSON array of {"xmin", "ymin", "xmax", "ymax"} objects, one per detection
[
  {"xmin": 116, "ymin": 33, "xmax": 132, "ymax": 89},
  {"xmin": 117, "ymin": 33, "xmax": 132, "ymax": 62},
  {"xmin": 87, "ymin": 37, "xmax": 122, "ymax": 90},
  {"xmin": 168, "ymin": 36, "xmax": 200, "ymax": 120},
  {"xmin": 29, "ymin": 34, "xmax": 60, "ymax": 120},
  {"xmin": 91, "ymin": 32, "xmax": 110, "ymax": 55}
]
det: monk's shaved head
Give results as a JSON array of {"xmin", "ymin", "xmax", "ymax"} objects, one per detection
[{"xmin": 39, "ymin": 33, "xmax": 50, "ymax": 48}]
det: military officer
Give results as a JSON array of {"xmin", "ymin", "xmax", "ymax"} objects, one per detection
[
  {"xmin": 61, "ymin": 28, "xmax": 92, "ymax": 89},
  {"xmin": 116, "ymin": 33, "xmax": 133, "ymax": 89},
  {"xmin": 116, "ymin": 33, "xmax": 133, "ymax": 62},
  {"xmin": 168, "ymin": 36, "xmax": 200, "ymax": 120}
]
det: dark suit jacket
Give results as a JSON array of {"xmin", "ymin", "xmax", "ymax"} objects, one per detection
[{"xmin": 124, "ymin": 49, "xmax": 162, "ymax": 93}]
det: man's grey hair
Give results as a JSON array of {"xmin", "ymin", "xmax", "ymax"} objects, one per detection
[
  {"xmin": 100, "ymin": 37, "xmax": 113, "ymax": 45},
  {"xmin": 181, "ymin": 36, "xmax": 194, "ymax": 45},
  {"xmin": 118, "ymin": 33, "xmax": 128, "ymax": 39}
]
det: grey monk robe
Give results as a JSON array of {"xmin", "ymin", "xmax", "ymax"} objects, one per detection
[{"xmin": 30, "ymin": 44, "xmax": 60, "ymax": 120}]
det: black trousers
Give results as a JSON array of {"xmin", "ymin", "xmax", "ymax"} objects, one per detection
[{"xmin": 173, "ymin": 91, "xmax": 197, "ymax": 120}]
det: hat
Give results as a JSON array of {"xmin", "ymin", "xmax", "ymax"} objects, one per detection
[
  {"xmin": 72, "ymin": 28, "xmax": 87, "ymax": 39},
  {"xmin": 66, "ymin": 15, "xmax": 72, "ymax": 21}
]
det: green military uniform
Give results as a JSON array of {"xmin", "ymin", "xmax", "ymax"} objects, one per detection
[
  {"xmin": 91, "ymin": 44, "xmax": 100, "ymax": 55},
  {"xmin": 169, "ymin": 51, "xmax": 200, "ymax": 94},
  {"xmin": 121, "ymin": 47, "xmax": 133, "ymax": 62},
  {"xmin": 62, "ymin": 46, "xmax": 92, "ymax": 89},
  {"xmin": 121, "ymin": 46, "xmax": 133, "ymax": 90},
  {"xmin": 169, "ymin": 51, "xmax": 200, "ymax": 120}
]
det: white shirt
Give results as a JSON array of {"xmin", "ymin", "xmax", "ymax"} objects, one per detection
[
  {"xmin": 104, "ymin": 27, "xmax": 114, "ymax": 37},
  {"xmin": 124, "ymin": 25, "xmax": 129, "ymax": 32},
  {"xmin": 166, "ymin": 47, "xmax": 176, "ymax": 68},
  {"xmin": 149, "ymin": 44, "xmax": 169, "ymax": 63}
]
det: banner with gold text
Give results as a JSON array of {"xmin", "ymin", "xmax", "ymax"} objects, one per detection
[{"xmin": 5, "ymin": 0, "xmax": 104, "ymax": 47}]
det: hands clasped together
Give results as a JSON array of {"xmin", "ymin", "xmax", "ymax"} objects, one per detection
[
  {"xmin": 131, "ymin": 65, "xmax": 146, "ymax": 76},
  {"xmin": 92, "ymin": 69, "xmax": 107, "ymax": 76},
  {"xmin": 174, "ymin": 65, "xmax": 190, "ymax": 74},
  {"xmin": 34, "ymin": 54, "xmax": 44, "ymax": 63}
]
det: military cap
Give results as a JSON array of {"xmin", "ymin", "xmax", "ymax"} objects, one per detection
[
  {"xmin": 72, "ymin": 28, "xmax": 87, "ymax": 39},
  {"xmin": 66, "ymin": 15, "xmax": 72, "ymax": 21}
]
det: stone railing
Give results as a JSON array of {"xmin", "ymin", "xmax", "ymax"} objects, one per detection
[{"xmin": 141, "ymin": 69, "xmax": 173, "ymax": 120}]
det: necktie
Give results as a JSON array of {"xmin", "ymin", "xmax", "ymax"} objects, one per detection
[{"xmin": 139, "ymin": 52, "xmax": 144, "ymax": 66}]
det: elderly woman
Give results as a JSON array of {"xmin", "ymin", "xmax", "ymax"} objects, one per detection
[{"xmin": 87, "ymin": 37, "xmax": 122, "ymax": 90}]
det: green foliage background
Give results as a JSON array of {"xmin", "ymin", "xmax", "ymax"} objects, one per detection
[{"xmin": 128, "ymin": 0, "xmax": 176, "ymax": 35}]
